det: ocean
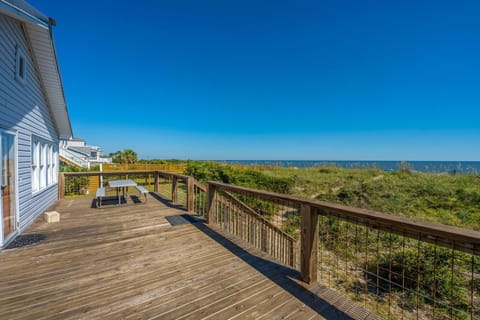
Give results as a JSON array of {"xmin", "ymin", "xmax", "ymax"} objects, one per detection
[{"xmin": 218, "ymin": 160, "xmax": 480, "ymax": 174}]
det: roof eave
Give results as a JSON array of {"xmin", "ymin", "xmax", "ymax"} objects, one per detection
[
  {"xmin": 0, "ymin": 0, "xmax": 49, "ymax": 28},
  {"xmin": 0, "ymin": 0, "xmax": 73, "ymax": 139}
]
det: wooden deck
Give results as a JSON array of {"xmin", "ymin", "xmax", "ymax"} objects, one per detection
[{"xmin": 0, "ymin": 194, "xmax": 378, "ymax": 320}]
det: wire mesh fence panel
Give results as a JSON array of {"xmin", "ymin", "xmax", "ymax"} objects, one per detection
[
  {"xmin": 316, "ymin": 213, "xmax": 480, "ymax": 320},
  {"xmin": 157, "ymin": 175, "xmax": 173, "ymax": 200},
  {"xmin": 207, "ymin": 181, "xmax": 480, "ymax": 319},
  {"xmin": 176, "ymin": 180, "xmax": 188, "ymax": 208}
]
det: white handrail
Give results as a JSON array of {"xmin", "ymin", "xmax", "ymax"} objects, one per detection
[{"xmin": 59, "ymin": 148, "xmax": 90, "ymax": 168}]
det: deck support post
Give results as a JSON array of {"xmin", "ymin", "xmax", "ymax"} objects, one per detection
[
  {"xmin": 206, "ymin": 183, "xmax": 216, "ymax": 224},
  {"xmin": 58, "ymin": 173, "xmax": 65, "ymax": 200},
  {"xmin": 187, "ymin": 177, "xmax": 194, "ymax": 212},
  {"xmin": 300, "ymin": 204, "xmax": 318, "ymax": 284},
  {"xmin": 154, "ymin": 171, "xmax": 159, "ymax": 193},
  {"xmin": 171, "ymin": 176, "xmax": 178, "ymax": 203}
]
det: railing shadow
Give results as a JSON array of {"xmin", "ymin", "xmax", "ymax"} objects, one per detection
[
  {"xmin": 148, "ymin": 192, "xmax": 186, "ymax": 210},
  {"xmin": 187, "ymin": 219, "xmax": 375, "ymax": 319}
]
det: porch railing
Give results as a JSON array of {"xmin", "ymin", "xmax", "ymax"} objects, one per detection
[
  {"xmin": 59, "ymin": 170, "xmax": 202, "ymax": 213},
  {"xmin": 206, "ymin": 181, "xmax": 480, "ymax": 320}
]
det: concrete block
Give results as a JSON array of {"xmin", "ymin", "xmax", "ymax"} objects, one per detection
[{"xmin": 44, "ymin": 211, "xmax": 60, "ymax": 223}]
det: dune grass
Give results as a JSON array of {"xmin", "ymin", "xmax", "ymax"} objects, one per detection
[{"xmin": 259, "ymin": 166, "xmax": 480, "ymax": 230}]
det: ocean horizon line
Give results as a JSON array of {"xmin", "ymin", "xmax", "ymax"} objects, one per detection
[{"xmin": 208, "ymin": 160, "xmax": 480, "ymax": 174}]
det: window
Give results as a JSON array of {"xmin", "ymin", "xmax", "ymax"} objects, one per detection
[
  {"xmin": 31, "ymin": 137, "xmax": 57, "ymax": 192},
  {"xmin": 15, "ymin": 46, "xmax": 27, "ymax": 86}
]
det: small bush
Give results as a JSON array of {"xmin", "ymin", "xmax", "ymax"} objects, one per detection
[{"xmin": 185, "ymin": 161, "xmax": 294, "ymax": 194}]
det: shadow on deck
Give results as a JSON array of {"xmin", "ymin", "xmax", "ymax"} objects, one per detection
[{"xmin": 0, "ymin": 194, "xmax": 378, "ymax": 320}]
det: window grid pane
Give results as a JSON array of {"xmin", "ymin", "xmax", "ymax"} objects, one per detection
[{"xmin": 32, "ymin": 139, "xmax": 57, "ymax": 192}]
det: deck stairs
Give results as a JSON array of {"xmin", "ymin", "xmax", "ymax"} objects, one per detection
[{"xmin": 59, "ymin": 147, "xmax": 90, "ymax": 168}]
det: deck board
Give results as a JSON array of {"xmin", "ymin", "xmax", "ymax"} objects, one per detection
[{"xmin": 0, "ymin": 196, "xmax": 378, "ymax": 320}]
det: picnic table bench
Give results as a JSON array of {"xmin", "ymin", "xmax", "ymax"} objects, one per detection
[{"xmin": 95, "ymin": 179, "xmax": 148, "ymax": 208}]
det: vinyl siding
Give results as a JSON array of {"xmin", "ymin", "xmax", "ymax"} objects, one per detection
[{"xmin": 0, "ymin": 13, "xmax": 59, "ymax": 237}]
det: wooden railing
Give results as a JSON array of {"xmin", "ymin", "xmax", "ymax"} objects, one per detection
[
  {"xmin": 207, "ymin": 182, "xmax": 297, "ymax": 267},
  {"xmin": 60, "ymin": 170, "xmax": 198, "ymax": 212},
  {"xmin": 205, "ymin": 181, "xmax": 480, "ymax": 319},
  {"xmin": 59, "ymin": 171, "xmax": 480, "ymax": 318}
]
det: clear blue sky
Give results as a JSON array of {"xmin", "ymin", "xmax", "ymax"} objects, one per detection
[{"xmin": 31, "ymin": 0, "xmax": 480, "ymax": 160}]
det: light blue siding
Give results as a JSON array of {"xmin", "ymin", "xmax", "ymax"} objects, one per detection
[{"xmin": 0, "ymin": 13, "xmax": 59, "ymax": 236}]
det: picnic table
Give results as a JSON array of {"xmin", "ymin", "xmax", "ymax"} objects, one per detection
[
  {"xmin": 108, "ymin": 179, "xmax": 137, "ymax": 205},
  {"xmin": 95, "ymin": 179, "xmax": 149, "ymax": 208}
]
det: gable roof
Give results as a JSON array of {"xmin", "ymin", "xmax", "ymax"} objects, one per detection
[{"xmin": 0, "ymin": 0, "xmax": 72, "ymax": 139}]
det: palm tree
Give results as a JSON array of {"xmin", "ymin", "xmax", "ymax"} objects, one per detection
[
  {"xmin": 108, "ymin": 150, "xmax": 137, "ymax": 164},
  {"xmin": 122, "ymin": 149, "xmax": 137, "ymax": 164}
]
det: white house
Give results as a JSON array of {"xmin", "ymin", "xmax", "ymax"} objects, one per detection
[
  {"xmin": 59, "ymin": 138, "xmax": 112, "ymax": 169},
  {"xmin": 0, "ymin": 0, "xmax": 72, "ymax": 247}
]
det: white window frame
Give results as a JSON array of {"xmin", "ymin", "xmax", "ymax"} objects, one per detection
[
  {"xmin": 31, "ymin": 141, "xmax": 39, "ymax": 192},
  {"xmin": 15, "ymin": 46, "xmax": 27, "ymax": 86},
  {"xmin": 47, "ymin": 145, "xmax": 52, "ymax": 185},
  {"xmin": 39, "ymin": 143, "xmax": 46, "ymax": 189},
  {"xmin": 31, "ymin": 137, "xmax": 57, "ymax": 193}
]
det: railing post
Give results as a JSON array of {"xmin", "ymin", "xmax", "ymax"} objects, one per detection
[
  {"xmin": 171, "ymin": 176, "xmax": 178, "ymax": 203},
  {"xmin": 58, "ymin": 172, "xmax": 65, "ymax": 200},
  {"xmin": 261, "ymin": 222, "xmax": 268, "ymax": 252},
  {"xmin": 300, "ymin": 204, "xmax": 318, "ymax": 284},
  {"xmin": 289, "ymin": 239, "xmax": 295, "ymax": 268},
  {"xmin": 206, "ymin": 183, "xmax": 216, "ymax": 224},
  {"xmin": 154, "ymin": 171, "xmax": 159, "ymax": 193},
  {"xmin": 187, "ymin": 177, "xmax": 194, "ymax": 212}
]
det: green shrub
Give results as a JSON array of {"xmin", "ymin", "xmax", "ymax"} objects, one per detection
[{"xmin": 185, "ymin": 161, "xmax": 294, "ymax": 194}]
